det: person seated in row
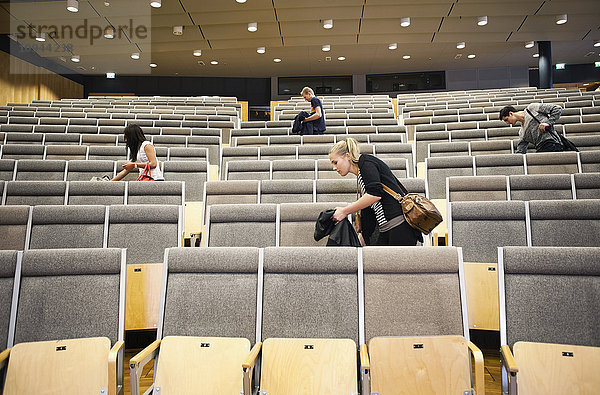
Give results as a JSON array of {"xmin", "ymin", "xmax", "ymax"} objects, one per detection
[
  {"xmin": 112, "ymin": 124, "xmax": 164, "ymax": 181},
  {"xmin": 328, "ymin": 137, "xmax": 422, "ymax": 246},
  {"xmin": 298, "ymin": 86, "xmax": 326, "ymax": 135}
]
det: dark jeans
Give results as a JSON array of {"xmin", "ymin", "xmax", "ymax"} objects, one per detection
[
  {"xmin": 537, "ymin": 140, "xmax": 564, "ymax": 152},
  {"xmin": 300, "ymin": 120, "xmax": 324, "ymax": 135},
  {"xmin": 375, "ymin": 221, "xmax": 420, "ymax": 246}
]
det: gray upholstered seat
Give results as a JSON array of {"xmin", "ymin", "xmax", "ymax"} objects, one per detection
[
  {"xmin": 203, "ymin": 180, "xmax": 259, "ymax": 220},
  {"xmin": 221, "ymin": 147, "xmax": 259, "ymax": 178},
  {"xmin": 0, "ymin": 159, "xmax": 16, "ymax": 181},
  {"xmin": 297, "ymin": 145, "xmax": 331, "ymax": 160},
  {"xmin": 67, "ymin": 181, "xmax": 126, "ymax": 205},
  {"xmin": 161, "ymin": 247, "xmax": 259, "ymax": 341},
  {"xmin": 0, "ymin": 206, "xmax": 30, "ymax": 250},
  {"xmin": 415, "ymin": 131, "xmax": 450, "ymax": 163},
  {"xmin": 4, "ymin": 133, "xmax": 43, "ymax": 145},
  {"xmin": 426, "ymin": 156, "xmax": 475, "ymax": 199},
  {"xmin": 14, "ymin": 160, "xmax": 66, "ymax": 181},
  {"xmin": 260, "ymin": 180, "xmax": 314, "ymax": 204},
  {"xmin": 373, "ymin": 143, "xmax": 414, "ymax": 175},
  {"xmin": 1, "ymin": 144, "xmax": 44, "ymax": 160},
  {"xmin": 259, "ymin": 145, "xmax": 297, "ymax": 161},
  {"xmin": 0, "ymin": 250, "xmax": 19, "ymax": 348},
  {"xmin": 261, "ymin": 247, "xmax": 358, "ymax": 342},
  {"xmin": 279, "ymin": 202, "xmax": 348, "ymax": 246},
  {"xmin": 580, "ymin": 151, "xmax": 600, "ymax": 173},
  {"xmin": 127, "ymin": 181, "xmax": 184, "ymax": 205},
  {"xmin": 475, "ymin": 154, "xmax": 525, "ymax": 176},
  {"xmin": 45, "ymin": 145, "xmax": 88, "ymax": 160},
  {"xmin": 528, "ymin": 199, "xmax": 600, "ymax": 247},
  {"xmin": 233, "ymin": 136, "xmax": 269, "ymax": 147},
  {"xmin": 272, "ymin": 159, "xmax": 316, "ymax": 180},
  {"xmin": 316, "ymin": 179, "xmax": 355, "ymax": 203},
  {"xmin": 574, "ymin": 173, "xmax": 600, "ymax": 199},
  {"xmin": 29, "ymin": 205, "xmax": 106, "ymax": 249},
  {"xmin": 447, "ymin": 175, "xmax": 508, "ymax": 201},
  {"xmin": 525, "ymin": 152, "xmax": 579, "ymax": 175},
  {"xmin": 4, "ymin": 181, "xmax": 66, "ymax": 205},
  {"xmin": 162, "ymin": 161, "xmax": 207, "ymax": 201},
  {"xmin": 226, "ymin": 160, "xmax": 270, "ymax": 181},
  {"xmin": 362, "ymin": 246, "xmax": 466, "ymax": 342},
  {"xmin": 428, "ymin": 142, "xmax": 470, "ymax": 158},
  {"xmin": 207, "ymin": 204, "xmax": 277, "ymax": 248},
  {"xmin": 167, "ymin": 147, "xmax": 208, "ymax": 162},
  {"xmin": 568, "ymin": 135, "xmax": 600, "ymax": 151},
  {"xmin": 87, "ymin": 146, "xmax": 124, "ymax": 160},
  {"xmin": 66, "ymin": 160, "xmax": 115, "ymax": 181},
  {"xmin": 43, "ymin": 133, "xmax": 80, "ymax": 145},
  {"xmin": 509, "ymin": 174, "xmax": 573, "ymax": 201},
  {"xmin": 108, "ymin": 205, "xmax": 180, "ymax": 264},
  {"xmin": 450, "ymin": 201, "xmax": 528, "ymax": 262},
  {"xmin": 470, "ymin": 140, "xmax": 513, "ymax": 156}
]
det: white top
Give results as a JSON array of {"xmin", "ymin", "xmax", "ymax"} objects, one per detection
[{"xmin": 137, "ymin": 141, "xmax": 164, "ymax": 180}]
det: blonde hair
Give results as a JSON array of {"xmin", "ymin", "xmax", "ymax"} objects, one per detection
[
  {"xmin": 329, "ymin": 138, "xmax": 360, "ymax": 164},
  {"xmin": 301, "ymin": 86, "xmax": 314, "ymax": 96}
]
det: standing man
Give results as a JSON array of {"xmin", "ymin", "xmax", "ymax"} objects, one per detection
[
  {"xmin": 499, "ymin": 103, "xmax": 563, "ymax": 153},
  {"xmin": 300, "ymin": 86, "xmax": 326, "ymax": 135}
]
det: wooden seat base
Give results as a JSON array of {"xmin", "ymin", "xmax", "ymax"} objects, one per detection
[
  {"xmin": 369, "ymin": 335, "xmax": 471, "ymax": 395},
  {"xmin": 4, "ymin": 337, "xmax": 110, "ymax": 395},
  {"xmin": 154, "ymin": 336, "xmax": 250, "ymax": 394},
  {"xmin": 260, "ymin": 338, "xmax": 358, "ymax": 395},
  {"xmin": 513, "ymin": 341, "xmax": 600, "ymax": 394}
]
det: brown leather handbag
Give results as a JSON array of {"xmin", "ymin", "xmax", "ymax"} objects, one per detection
[{"xmin": 382, "ymin": 181, "xmax": 442, "ymax": 235}]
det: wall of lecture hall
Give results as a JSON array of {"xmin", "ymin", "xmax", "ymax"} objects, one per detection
[{"xmin": 0, "ymin": 50, "xmax": 84, "ymax": 106}]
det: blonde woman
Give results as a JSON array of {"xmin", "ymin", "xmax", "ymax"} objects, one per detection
[{"xmin": 329, "ymin": 138, "xmax": 422, "ymax": 246}]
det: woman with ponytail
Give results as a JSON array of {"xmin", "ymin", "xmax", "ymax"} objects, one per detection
[
  {"xmin": 112, "ymin": 124, "xmax": 164, "ymax": 181},
  {"xmin": 329, "ymin": 138, "xmax": 422, "ymax": 246}
]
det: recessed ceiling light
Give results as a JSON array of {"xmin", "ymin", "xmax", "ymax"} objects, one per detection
[
  {"xmin": 193, "ymin": 49, "xmax": 202, "ymax": 56},
  {"xmin": 323, "ymin": 19, "xmax": 333, "ymax": 29},
  {"xmin": 257, "ymin": 46, "xmax": 266, "ymax": 54},
  {"xmin": 71, "ymin": 55, "xmax": 80, "ymax": 62},
  {"xmin": 322, "ymin": 44, "xmax": 330, "ymax": 52},
  {"xmin": 150, "ymin": 63, "xmax": 157, "ymax": 68},
  {"xmin": 173, "ymin": 26, "xmax": 183, "ymax": 36},
  {"xmin": 66, "ymin": 0, "xmax": 79, "ymax": 12},
  {"xmin": 525, "ymin": 41, "xmax": 535, "ymax": 49},
  {"xmin": 533, "ymin": 53, "xmax": 539, "ymax": 58},
  {"xmin": 248, "ymin": 22, "xmax": 257, "ymax": 32},
  {"xmin": 594, "ymin": 40, "xmax": 600, "ymax": 47},
  {"xmin": 35, "ymin": 32, "xmax": 46, "ymax": 42},
  {"xmin": 337, "ymin": 56, "xmax": 345, "ymax": 61},
  {"xmin": 555, "ymin": 14, "xmax": 567, "ymax": 25},
  {"xmin": 477, "ymin": 16, "xmax": 488, "ymax": 26},
  {"xmin": 403, "ymin": 55, "xmax": 411, "ymax": 60},
  {"xmin": 456, "ymin": 42, "xmax": 465, "ymax": 49},
  {"xmin": 236, "ymin": 0, "xmax": 247, "ymax": 3},
  {"xmin": 467, "ymin": 54, "xmax": 476, "ymax": 59},
  {"xmin": 131, "ymin": 52, "xmax": 140, "ymax": 60},
  {"xmin": 210, "ymin": 60, "xmax": 218, "ymax": 65},
  {"xmin": 273, "ymin": 58, "xmax": 282, "ymax": 63},
  {"xmin": 104, "ymin": 26, "xmax": 114, "ymax": 39},
  {"xmin": 91, "ymin": 66, "xmax": 95, "ymax": 70},
  {"xmin": 150, "ymin": 0, "xmax": 161, "ymax": 7},
  {"xmin": 400, "ymin": 17, "xmax": 410, "ymax": 27},
  {"xmin": 388, "ymin": 43, "xmax": 397, "ymax": 50},
  {"xmin": 104, "ymin": 1, "xmax": 109, "ymax": 6}
]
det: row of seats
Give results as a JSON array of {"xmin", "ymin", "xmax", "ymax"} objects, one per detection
[
  {"xmin": 0, "ymin": 117, "xmax": 236, "ymax": 130},
  {"xmin": 0, "ymin": 205, "xmax": 182, "ymax": 264},
  {"xmin": 0, "ymin": 139, "xmax": 219, "ymax": 163},
  {"xmin": 0, "ymin": 124, "xmax": 223, "ymax": 137},
  {"xmin": 425, "ymin": 151, "xmax": 599, "ymax": 198},
  {"xmin": 405, "ymin": 104, "xmax": 600, "ymax": 118},
  {"xmin": 0, "ymin": 180, "xmax": 186, "ymax": 206},
  {"xmin": 445, "ymin": 173, "xmax": 599, "ymax": 202},
  {"xmin": 232, "ymin": 125, "xmax": 406, "ymax": 137},
  {"xmin": 232, "ymin": 132, "xmax": 405, "ymax": 147},
  {"xmin": 1, "ymin": 109, "xmax": 237, "ymax": 119},
  {"xmin": 405, "ymin": 112, "xmax": 600, "ymax": 126}
]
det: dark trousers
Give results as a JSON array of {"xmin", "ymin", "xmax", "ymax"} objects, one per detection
[
  {"xmin": 537, "ymin": 140, "xmax": 564, "ymax": 152},
  {"xmin": 375, "ymin": 221, "xmax": 420, "ymax": 246},
  {"xmin": 300, "ymin": 120, "xmax": 324, "ymax": 135}
]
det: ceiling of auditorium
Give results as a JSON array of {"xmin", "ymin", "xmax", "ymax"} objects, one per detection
[{"xmin": 1, "ymin": 0, "xmax": 599, "ymax": 78}]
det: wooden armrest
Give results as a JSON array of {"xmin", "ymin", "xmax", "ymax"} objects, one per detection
[
  {"xmin": 129, "ymin": 340, "xmax": 161, "ymax": 395},
  {"xmin": 108, "ymin": 341, "xmax": 125, "ymax": 395},
  {"xmin": 242, "ymin": 342, "xmax": 262, "ymax": 370},
  {"xmin": 468, "ymin": 341, "xmax": 485, "ymax": 395},
  {"xmin": 500, "ymin": 345, "xmax": 519, "ymax": 373},
  {"xmin": 0, "ymin": 348, "xmax": 10, "ymax": 371},
  {"xmin": 360, "ymin": 344, "xmax": 370, "ymax": 370}
]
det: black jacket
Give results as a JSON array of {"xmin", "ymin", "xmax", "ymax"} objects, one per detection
[
  {"xmin": 292, "ymin": 111, "xmax": 311, "ymax": 134},
  {"xmin": 314, "ymin": 209, "xmax": 362, "ymax": 247}
]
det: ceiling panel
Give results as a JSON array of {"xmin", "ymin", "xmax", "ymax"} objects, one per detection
[{"xmin": 280, "ymin": 20, "xmax": 359, "ymax": 37}]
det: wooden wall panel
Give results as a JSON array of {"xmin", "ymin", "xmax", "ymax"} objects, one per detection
[{"xmin": 0, "ymin": 51, "xmax": 83, "ymax": 106}]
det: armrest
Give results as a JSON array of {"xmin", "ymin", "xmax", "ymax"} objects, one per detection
[
  {"xmin": 129, "ymin": 340, "xmax": 161, "ymax": 395},
  {"xmin": 360, "ymin": 344, "xmax": 370, "ymax": 371},
  {"xmin": 108, "ymin": 341, "xmax": 125, "ymax": 395},
  {"xmin": 500, "ymin": 345, "xmax": 519, "ymax": 373},
  {"xmin": 468, "ymin": 341, "xmax": 485, "ymax": 395},
  {"xmin": 242, "ymin": 342, "xmax": 262, "ymax": 370},
  {"xmin": 0, "ymin": 348, "xmax": 10, "ymax": 371}
]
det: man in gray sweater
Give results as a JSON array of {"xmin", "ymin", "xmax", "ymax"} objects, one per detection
[{"xmin": 499, "ymin": 103, "xmax": 563, "ymax": 153}]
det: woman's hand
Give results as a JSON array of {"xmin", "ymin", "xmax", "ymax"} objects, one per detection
[
  {"xmin": 332, "ymin": 206, "xmax": 348, "ymax": 224},
  {"xmin": 122, "ymin": 162, "xmax": 136, "ymax": 171}
]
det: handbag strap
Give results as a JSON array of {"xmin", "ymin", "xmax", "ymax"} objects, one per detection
[{"xmin": 526, "ymin": 108, "xmax": 562, "ymax": 141}]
